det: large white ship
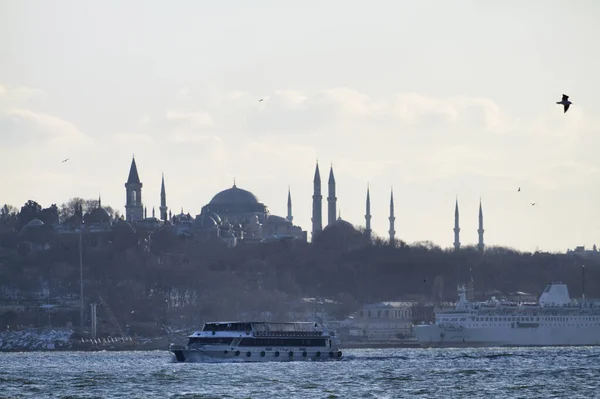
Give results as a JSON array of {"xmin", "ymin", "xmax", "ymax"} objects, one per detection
[
  {"xmin": 169, "ymin": 321, "xmax": 343, "ymax": 362},
  {"xmin": 414, "ymin": 282, "xmax": 600, "ymax": 347}
]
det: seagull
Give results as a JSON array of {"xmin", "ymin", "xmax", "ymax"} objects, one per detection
[
  {"xmin": 518, "ymin": 187, "xmax": 521, "ymax": 192},
  {"xmin": 61, "ymin": 158, "xmax": 70, "ymax": 163},
  {"xmin": 530, "ymin": 202, "xmax": 536, "ymax": 206},
  {"xmin": 258, "ymin": 99, "xmax": 264, "ymax": 102},
  {"xmin": 556, "ymin": 94, "xmax": 572, "ymax": 113}
]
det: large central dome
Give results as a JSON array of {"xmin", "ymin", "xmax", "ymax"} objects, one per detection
[
  {"xmin": 209, "ymin": 184, "xmax": 260, "ymax": 205},
  {"xmin": 201, "ymin": 183, "xmax": 268, "ymax": 223}
]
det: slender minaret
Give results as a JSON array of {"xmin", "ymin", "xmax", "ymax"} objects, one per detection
[
  {"xmin": 159, "ymin": 173, "xmax": 168, "ymax": 222},
  {"xmin": 152, "ymin": 207, "xmax": 155, "ymax": 218},
  {"xmin": 388, "ymin": 188, "xmax": 396, "ymax": 245},
  {"xmin": 144, "ymin": 206, "xmax": 147, "ymax": 219},
  {"xmin": 454, "ymin": 197, "xmax": 461, "ymax": 250},
  {"xmin": 286, "ymin": 186, "xmax": 293, "ymax": 223},
  {"xmin": 327, "ymin": 165, "xmax": 337, "ymax": 227},
  {"xmin": 477, "ymin": 197, "xmax": 485, "ymax": 252},
  {"xmin": 365, "ymin": 185, "xmax": 372, "ymax": 239},
  {"xmin": 124, "ymin": 156, "xmax": 143, "ymax": 222},
  {"xmin": 311, "ymin": 162, "xmax": 322, "ymax": 239}
]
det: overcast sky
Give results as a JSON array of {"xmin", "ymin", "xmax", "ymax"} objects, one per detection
[{"xmin": 1, "ymin": 0, "xmax": 600, "ymax": 252}]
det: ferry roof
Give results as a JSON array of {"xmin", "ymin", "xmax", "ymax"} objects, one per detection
[{"xmin": 204, "ymin": 321, "xmax": 320, "ymax": 325}]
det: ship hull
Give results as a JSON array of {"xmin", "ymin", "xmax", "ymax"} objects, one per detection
[
  {"xmin": 169, "ymin": 345, "xmax": 343, "ymax": 363},
  {"xmin": 414, "ymin": 324, "xmax": 600, "ymax": 348}
]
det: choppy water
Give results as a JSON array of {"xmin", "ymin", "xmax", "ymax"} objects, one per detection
[{"xmin": 1, "ymin": 347, "xmax": 599, "ymax": 398}]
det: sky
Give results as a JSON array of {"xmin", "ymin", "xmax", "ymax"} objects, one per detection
[{"xmin": 1, "ymin": 0, "xmax": 600, "ymax": 253}]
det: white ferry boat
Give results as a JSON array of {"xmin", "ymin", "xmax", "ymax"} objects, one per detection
[
  {"xmin": 169, "ymin": 321, "xmax": 343, "ymax": 362},
  {"xmin": 414, "ymin": 282, "xmax": 600, "ymax": 347}
]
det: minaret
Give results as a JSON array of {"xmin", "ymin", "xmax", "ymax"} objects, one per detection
[
  {"xmin": 454, "ymin": 197, "xmax": 461, "ymax": 250},
  {"xmin": 152, "ymin": 207, "xmax": 155, "ymax": 218},
  {"xmin": 144, "ymin": 206, "xmax": 147, "ymax": 219},
  {"xmin": 124, "ymin": 156, "xmax": 143, "ymax": 222},
  {"xmin": 389, "ymin": 188, "xmax": 396, "ymax": 245},
  {"xmin": 478, "ymin": 198, "xmax": 485, "ymax": 252},
  {"xmin": 327, "ymin": 165, "xmax": 337, "ymax": 227},
  {"xmin": 160, "ymin": 173, "xmax": 168, "ymax": 222},
  {"xmin": 365, "ymin": 185, "xmax": 372, "ymax": 240},
  {"xmin": 98, "ymin": 194, "xmax": 102, "ymax": 208},
  {"xmin": 311, "ymin": 162, "xmax": 322, "ymax": 239},
  {"xmin": 286, "ymin": 186, "xmax": 293, "ymax": 223}
]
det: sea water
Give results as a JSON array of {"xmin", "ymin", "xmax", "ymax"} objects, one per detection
[{"xmin": 0, "ymin": 347, "xmax": 599, "ymax": 398}]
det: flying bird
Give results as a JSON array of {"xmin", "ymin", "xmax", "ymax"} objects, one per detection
[
  {"xmin": 258, "ymin": 99, "xmax": 264, "ymax": 102},
  {"xmin": 518, "ymin": 187, "xmax": 521, "ymax": 192},
  {"xmin": 530, "ymin": 202, "xmax": 536, "ymax": 206},
  {"xmin": 556, "ymin": 94, "xmax": 572, "ymax": 113},
  {"xmin": 61, "ymin": 158, "xmax": 70, "ymax": 163}
]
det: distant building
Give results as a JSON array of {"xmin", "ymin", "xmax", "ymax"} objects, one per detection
[
  {"xmin": 567, "ymin": 245, "xmax": 600, "ymax": 260},
  {"xmin": 344, "ymin": 301, "xmax": 413, "ymax": 341}
]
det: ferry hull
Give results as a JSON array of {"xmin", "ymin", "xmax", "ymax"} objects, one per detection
[
  {"xmin": 414, "ymin": 324, "xmax": 600, "ymax": 348},
  {"xmin": 169, "ymin": 345, "xmax": 343, "ymax": 363}
]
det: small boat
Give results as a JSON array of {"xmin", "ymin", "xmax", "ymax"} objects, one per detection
[{"xmin": 169, "ymin": 321, "xmax": 343, "ymax": 362}]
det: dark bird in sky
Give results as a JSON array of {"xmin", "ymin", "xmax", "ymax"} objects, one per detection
[
  {"xmin": 518, "ymin": 187, "xmax": 521, "ymax": 192},
  {"xmin": 258, "ymin": 99, "xmax": 264, "ymax": 102},
  {"xmin": 556, "ymin": 94, "xmax": 572, "ymax": 113},
  {"xmin": 61, "ymin": 158, "xmax": 70, "ymax": 163},
  {"xmin": 530, "ymin": 202, "xmax": 536, "ymax": 206}
]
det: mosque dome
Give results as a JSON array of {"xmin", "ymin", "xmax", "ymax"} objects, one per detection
[
  {"xmin": 202, "ymin": 183, "xmax": 268, "ymax": 216},
  {"xmin": 85, "ymin": 207, "xmax": 111, "ymax": 224},
  {"xmin": 265, "ymin": 215, "xmax": 292, "ymax": 225},
  {"xmin": 194, "ymin": 214, "xmax": 218, "ymax": 229},
  {"xmin": 113, "ymin": 219, "xmax": 135, "ymax": 235},
  {"xmin": 19, "ymin": 218, "xmax": 51, "ymax": 239},
  {"xmin": 209, "ymin": 184, "xmax": 260, "ymax": 205},
  {"xmin": 26, "ymin": 219, "xmax": 44, "ymax": 227}
]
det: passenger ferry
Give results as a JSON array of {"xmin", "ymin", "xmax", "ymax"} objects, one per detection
[
  {"xmin": 169, "ymin": 321, "xmax": 343, "ymax": 362},
  {"xmin": 414, "ymin": 282, "xmax": 600, "ymax": 347}
]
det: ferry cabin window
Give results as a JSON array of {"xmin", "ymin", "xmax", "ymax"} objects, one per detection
[
  {"xmin": 239, "ymin": 338, "xmax": 327, "ymax": 347},
  {"xmin": 189, "ymin": 337, "xmax": 234, "ymax": 346},
  {"xmin": 203, "ymin": 323, "xmax": 251, "ymax": 332}
]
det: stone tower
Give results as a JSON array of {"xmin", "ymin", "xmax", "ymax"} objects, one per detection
[
  {"xmin": 125, "ymin": 156, "xmax": 143, "ymax": 222},
  {"xmin": 365, "ymin": 185, "xmax": 372, "ymax": 240},
  {"xmin": 389, "ymin": 188, "xmax": 396, "ymax": 245},
  {"xmin": 311, "ymin": 162, "xmax": 322, "ymax": 240},
  {"xmin": 286, "ymin": 186, "xmax": 293, "ymax": 223},
  {"xmin": 478, "ymin": 198, "xmax": 485, "ymax": 252},
  {"xmin": 160, "ymin": 173, "xmax": 168, "ymax": 222},
  {"xmin": 327, "ymin": 165, "xmax": 337, "ymax": 227},
  {"xmin": 454, "ymin": 198, "xmax": 461, "ymax": 250}
]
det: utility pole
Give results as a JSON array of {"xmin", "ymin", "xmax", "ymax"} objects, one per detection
[
  {"xmin": 79, "ymin": 222, "xmax": 84, "ymax": 332},
  {"xmin": 90, "ymin": 303, "xmax": 97, "ymax": 339}
]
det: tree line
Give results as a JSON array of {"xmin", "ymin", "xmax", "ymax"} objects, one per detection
[{"xmin": 1, "ymin": 198, "xmax": 599, "ymax": 333}]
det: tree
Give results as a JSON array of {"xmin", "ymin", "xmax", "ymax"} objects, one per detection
[
  {"xmin": 59, "ymin": 197, "xmax": 118, "ymax": 222},
  {"xmin": 0, "ymin": 204, "xmax": 19, "ymax": 229},
  {"xmin": 16, "ymin": 200, "xmax": 42, "ymax": 230},
  {"xmin": 39, "ymin": 204, "xmax": 59, "ymax": 226}
]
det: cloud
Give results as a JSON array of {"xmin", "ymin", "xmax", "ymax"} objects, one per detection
[
  {"xmin": 0, "ymin": 108, "xmax": 90, "ymax": 148},
  {"xmin": 0, "ymin": 84, "xmax": 88, "ymax": 151},
  {"xmin": 245, "ymin": 88, "xmax": 508, "ymax": 137},
  {"xmin": 165, "ymin": 110, "xmax": 214, "ymax": 127},
  {"xmin": 0, "ymin": 85, "xmax": 47, "ymax": 103}
]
